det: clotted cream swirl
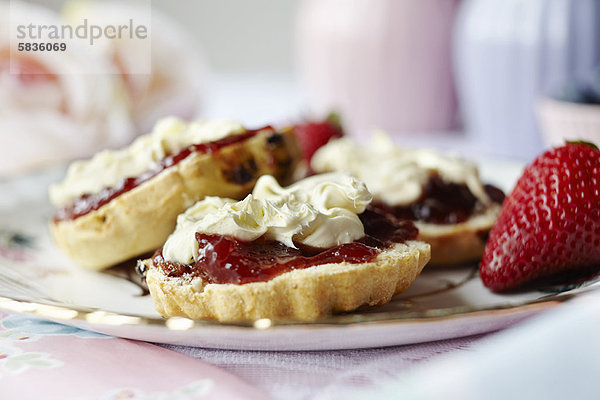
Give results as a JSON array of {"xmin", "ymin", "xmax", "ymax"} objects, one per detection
[
  {"xmin": 162, "ymin": 173, "xmax": 372, "ymax": 264},
  {"xmin": 49, "ymin": 117, "xmax": 245, "ymax": 207},
  {"xmin": 311, "ymin": 131, "xmax": 490, "ymax": 207}
]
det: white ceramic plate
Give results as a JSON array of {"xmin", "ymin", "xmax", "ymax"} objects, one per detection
[{"xmin": 0, "ymin": 161, "xmax": 598, "ymax": 351}]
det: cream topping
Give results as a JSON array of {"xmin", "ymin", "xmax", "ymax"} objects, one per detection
[
  {"xmin": 311, "ymin": 131, "xmax": 490, "ymax": 206},
  {"xmin": 162, "ymin": 173, "xmax": 372, "ymax": 265},
  {"xmin": 49, "ymin": 118, "xmax": 245, "ymax": 207}
]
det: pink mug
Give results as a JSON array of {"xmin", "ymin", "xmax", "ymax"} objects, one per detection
[{"xmin": 296, "ymin": 0, "xmax": 460, "ymax": 138}]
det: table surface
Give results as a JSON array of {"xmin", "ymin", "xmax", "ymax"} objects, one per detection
[{"xmin": 1, "ymin": 73, "xmax": 598, "ymax": 400}]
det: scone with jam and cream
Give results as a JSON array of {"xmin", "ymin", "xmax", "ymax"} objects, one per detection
[
  {"xmin": 49, "ymin": 118, "xmax": 300, "ymax": 270},
  {"xmin": 140, "ymin": 173, "xmax": 430, "ymax": 322},
  {"xmin": 311, "ymin": 133, "xmax": 505, "ymax": 265}
]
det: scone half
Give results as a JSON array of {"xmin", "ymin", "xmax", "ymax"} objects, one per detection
[
  {"xmin": 311, "ymin": 135, "xmax": 505, "ymax": 265},
  {"xmin": 50, "ymin": 124, "xmax": 300, "ymax": 270},
  {"xmin": 140, "ymin": 172, "xmax": 431, "ymax": 322},
  {"xmin": 143, "ymin": 240, "xmax": 430, "ymax": 322},
  {"xmin": 416, "ymin": 204, "xmax": 501, "ymax": 265}
]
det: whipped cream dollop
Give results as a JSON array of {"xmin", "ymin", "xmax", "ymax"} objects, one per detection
[
  {"xmin": 162, "ymin": 173, "xmax": 372, "ymax": 265},
  {"xmin": 49, "ymin": 118, "xmax": 245, "ymax": 207},
  {"xmin": 311, "ymin": 132, "xmax": 490, "ymax": 206}
]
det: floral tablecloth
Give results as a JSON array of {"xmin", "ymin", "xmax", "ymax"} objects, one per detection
[
  {"xmin": 0, "ymin": 312, "xmax": 270, "ymax": 400},
  {"xmin": 2, "ymin": 288, "xmax": 599, "ymax": 400}
]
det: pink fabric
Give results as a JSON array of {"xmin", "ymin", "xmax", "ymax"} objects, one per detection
[
  {"xmin": 0, "ymin": 306, "xmax": 490, "ymax": 400},
  {"xmin": 0, "ymin": 311, "xmax": 271, "ymax": 400},
  {"xmin": 162, "ymin": 335, "xmax": 487, "ymax": 400},
  {"xmin": 4, "ymin": 294, "xmax": 599, "ymax": 400}
]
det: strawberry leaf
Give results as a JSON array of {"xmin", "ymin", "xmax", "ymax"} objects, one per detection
[{"xmin": 566, "ymin": 140, "xmax": 599, "ymax": 150}]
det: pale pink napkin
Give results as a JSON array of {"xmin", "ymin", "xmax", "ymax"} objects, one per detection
[
  {"xmin": 0, "ymin": 311, "xmax": 271, "ymax": 400},
  {"xmin": 346, "ymin": 290, "xmax": 600, "ymax": 400}
]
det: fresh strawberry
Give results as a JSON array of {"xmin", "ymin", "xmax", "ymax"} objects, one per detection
[
  {"xmin": 480, "ymin": 142, "xmax": 600, "ymax": 291},
  {"xmin": 294, "ymin": 113, "xmax": 343, "ymax": 162}
]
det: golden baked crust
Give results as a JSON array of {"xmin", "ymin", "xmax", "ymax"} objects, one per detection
[
  {"xmin": 416, "ymin": 204, "xmax": 501, "ymax": 265},
  {"xmin": 143, "ymin": 240, "xmax": 431, "ymax": 322},
  {"xmin": 51, "ymin": 129, "xmax": 301, "ymax": 270}
]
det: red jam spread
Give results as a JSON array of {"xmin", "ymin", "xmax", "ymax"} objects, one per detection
[
  {"xmin": 153, "ymin": 208, "xmax": 418, "ymax": 285},
  {"xmin": 370, "ymin": 174, "xmax": 505, "ymax": 225},
  {"xmin": 54, "ymin": 128, "xmax": 273, "ymax": 222}
]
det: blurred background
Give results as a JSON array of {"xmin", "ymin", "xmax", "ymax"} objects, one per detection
[
  {"xmin": 3, "ymin": 0, "xmax": 600, "ymax": 176},
  {"xmin": 34, "ymin": 0, "xmax": 298, "ymax": 73}
]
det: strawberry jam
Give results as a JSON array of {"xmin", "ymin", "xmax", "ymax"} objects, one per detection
[
  {"xmin": 54, "ymin": 128, "xmax": 273, "ymax": 222},
  {"xmin": 370, "ymin": 174, "xmax": 505, "ymax": 225},
  {"xmin": 153, "ymin": 209, "xmax": 418, "ymax": 284}
]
